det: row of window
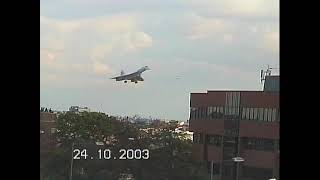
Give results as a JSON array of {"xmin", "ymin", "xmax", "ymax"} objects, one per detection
[
  {"xmin": 242, "ymin": 137, "xmax": 276, "ymax": 151},
  {"xmin": 207, "ymin": 135, "xmax": 222, "ymax": 146},
  {"xmin": 193, "ymin": 134, "xmax": 224, "ymax": 145},
  {"xmin": 193, "ymin": 133, "xmax": 279, "ymax": 152},
  {"xmin": 242, "ymin": 107, "xmax": 279, "ymax": 122},
  {"xmin": 193, "ymin": 133, "xmax": 204, "ymax": 144},
  {"xmin": 190, "ymin": 106, "xmax": 279, "ymax": 122}
]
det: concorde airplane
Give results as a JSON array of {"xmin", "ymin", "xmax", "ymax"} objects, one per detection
[{"xmin": 111, "ymin": 66, "xmax": 151, "ymax": 83}]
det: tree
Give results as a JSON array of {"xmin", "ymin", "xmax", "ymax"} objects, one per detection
[
  {"xmin": 56, "ymin": 112, "xmax": 115, "ymax": 142},
  {"xmin": 41, "ymin": 112, "xmax": 117, "ymax": 180},
  {"xmin": 41, "ymin": 112, "xmax": 208, "ymax": 180},
  {"xmin": 127, "ymin": 123, "xmax": 208, "ymax": 180}
]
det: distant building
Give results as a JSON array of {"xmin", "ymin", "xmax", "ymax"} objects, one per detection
[
  {"xmin": 69, "ymin": 106, "xmax": 90, "ymax": 113},
  {"xmin": 189, "ymin": 74, "xmax": 279, "ymax": 180},
  {"xmin": 40, "ymin": 111, "xmax": 58, "ymax": 159},
  {"xmin": 150, "ymin": 119, "xmax": 166, "ymax": 128}
]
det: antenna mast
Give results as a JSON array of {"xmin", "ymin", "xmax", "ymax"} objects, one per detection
[{"xmin": 260, "ymin": 65, "xmax": 278, "ymax": 83}]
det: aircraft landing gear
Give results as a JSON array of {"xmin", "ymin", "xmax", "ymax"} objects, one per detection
[
  {"xmin": 135, "ymin": 81, "xmax": 138, "ymax": 84},
  {"xmin": 124, "ymin": 80, "xmax": 127, "ymax": 83}
]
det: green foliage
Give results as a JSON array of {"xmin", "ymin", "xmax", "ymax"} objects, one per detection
[
  {"xmin": 56, "ymin": 112, "xmax": 115, "ymax": 142},
  {"xmin": 41, "ymin": 112, "xmax": 208, "ymax": 180}
]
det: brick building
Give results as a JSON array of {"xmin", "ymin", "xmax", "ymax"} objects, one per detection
[
  {"xmin": 40, "ymin": 112, "xmax": 58, "ymax": 157},
  {"xmin": 189, "ymin": 75, "xmax": 279, "ymax": 180}
]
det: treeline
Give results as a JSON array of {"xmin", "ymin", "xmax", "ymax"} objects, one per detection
[{"xmin": 40, "ymin": 111, "xmax": 209, "ymax": 180}]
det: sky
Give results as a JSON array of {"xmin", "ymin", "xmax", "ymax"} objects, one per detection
[{"xmin": 40, "ymin": 0, "xmax": 279, "ymax": 120}]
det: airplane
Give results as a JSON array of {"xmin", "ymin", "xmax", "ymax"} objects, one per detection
[{"xmin": 111, "ymin": 66, "xmax": 151, "ymax": 83}]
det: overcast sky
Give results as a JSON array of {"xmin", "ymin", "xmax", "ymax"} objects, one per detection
[{"xmin": 40, "ymin": 0, "xmax": 279, "ymax": 120}]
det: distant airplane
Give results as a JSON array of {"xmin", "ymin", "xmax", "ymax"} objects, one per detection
[{"xmin": 111, "ymin": 66, "xmax": 151, "ymax": 83}]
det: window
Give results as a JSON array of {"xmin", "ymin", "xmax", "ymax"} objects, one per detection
[
  {"xmin": 267, "ymin": 108, "xmax": 273, "ymax": 122},
  {"xmin": 258, "ymin": 108, "xmax": 264, "ymax": 121},
  {"xmin": 247, "ymin": 138, "xmax": 255, "ymax": 149},
  {"xmin": 224, "ymin": 106, "xmax": 229, "ymax": 116},
  {"xmin": 219, "ymin": 106, "xmax": 224, "ymax": 116},
  {"xmin": 193, "ymin": 133, "xmax": 203, "ymax": 144},
  {"xmin": 231, "ymin": 106, "xmax": 235, "ymax": 116},
  {"xmin": 208, "ymin": 135, "xmax": 214, "ymax": 144},
  {"xmin": 242, "ymin": 108, "xmax": 246, "ymax": 119},
  {"xmin": 264, "ymin": 139, "xmax": 275, "ymax": 151},
  {"xmin": 216, "ymin": 106, "xmax": 223, "ymax": 118},
  {"xmin": 271, "ymin": 108, "xmax": 277, "ymax": 122},
  {"xmin": 198, "ymin": 107, "xmax": 202, "ymax": 118},
  {"xmin": 214, "ymin": 136, "xmax": 222, "ymax": 146},
  {"xmin": 243, "ymin": 138, "xmax": 275, "ymax": 152},
  {"xmin": 249, "ymin": 108, "xmax": 254, "ymax": 120},
  {"xmin": 212, "ymin": 107, "xmax": 216, "ymax": 119},
  {"xmin": 255, "ymin": 139, "xmax": 264, "ymax": 150},
  {"xmin": 202, "ymin": 107, "xmax": 207, "ymax": 118},
  {"xmin": 246, "ymin": 108, "xmax": 250, "ymax": 120},
  {"xmin": 253, "ymin": 108, "xmax": 258, "ymax": 120},
  {"xmin": 208, "ymin": 135, "xmax": 222, "ymax": 147},
  {"xmin": 207, "ymin": 107, "xmax": 213, "ymax": 119},
  {"xmin": 264, "ymin": 108, "xmax": 268, "ymax": 122}
]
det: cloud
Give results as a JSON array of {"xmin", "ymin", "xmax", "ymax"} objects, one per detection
[
  {"xmin": 41, "ymin": 13, "xmax": 153, "ymax": 87},
  {"xmin": 90, "ymin": 45, "xmax": 114, "ymax": 61},
  {"xmin": 186, "ymin": 14, "xmax": 230, "ymax": 40},
  {"xmin": 183, "ymin": 0, "xmax": 279, "ymax": 19},
  {"xmin": 222, "ymin": 33, "xmax": 234, "ymax": 43},
  {"xmin": 124, "ymin": 32, "xmax": 153, "ymax": 52},
  {"xmin": 93, "ymin": 62, "xmax": 114, "ymax": 75},
  {"xmin": 263, "ymin": 31, "xmax": 279, "ymax": 54}
]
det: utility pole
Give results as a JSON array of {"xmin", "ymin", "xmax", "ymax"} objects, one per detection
[{"xmin": 69, "ymin": 142, "xmax": 74, "ymax": 180}]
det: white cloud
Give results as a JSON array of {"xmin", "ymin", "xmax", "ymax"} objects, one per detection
[
  {"xmin": 183, "ymin": 0, "xmax": 279, "ymax": 18},
  {"xmin": 124, "ymin": 32, "xmax": 153, "ymax": 52},
  {"xmin": 47, "ymin": 52, "xmax": 55, "ymax": 61},
  {"xmin": 263, "ymin": 31, "xmax": 279, "ymax": 54},
  {"xmin": 222, "ymin": 34, "xmax": 234, "ymax": 43},
  {"xmin": 186, "ymin": 14, "xmax": 231, "ymax": 40},
  {"xmin": 41, "ymin": 13, "xmax": 153, "ymax": 87},
  {"xmin": 93, "ymin": 62, "xmax": 114, "ymax": 75},
  {"xmin": 90, "ymin": 45, "xmax": 114, "ymax": 61}
]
